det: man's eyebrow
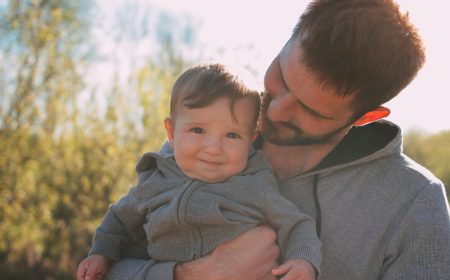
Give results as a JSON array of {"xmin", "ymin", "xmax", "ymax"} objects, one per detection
[
  {"xmin": 278, "ymin": 60, "xmax": 335, "ymax": 121},
  {"xmin": 296, "ymin": 99, "xmax": 335, "ymax": 120}
]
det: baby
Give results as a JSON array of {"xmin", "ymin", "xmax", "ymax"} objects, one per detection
[{"xmin": 77, "ymin": 63, "xmax": 321, "ymax": 280}]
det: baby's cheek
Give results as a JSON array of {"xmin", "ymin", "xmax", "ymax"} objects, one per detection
[{"xmin": 235, "ymin": 157, "xmax": 249, "ymax": 174}]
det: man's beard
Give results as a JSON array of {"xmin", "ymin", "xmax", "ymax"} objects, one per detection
[{"xmin": 259, "ymin": 93, "xmax": 351, "ymax": 147}]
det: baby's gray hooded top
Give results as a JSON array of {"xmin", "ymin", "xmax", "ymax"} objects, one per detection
[
  {"xmin": 90, "ymin": 149, "xmax": 321, "ymax": 271},
  {"xmin": 102, "ymin": 121, "xmax": 450, "ymax": 280}
]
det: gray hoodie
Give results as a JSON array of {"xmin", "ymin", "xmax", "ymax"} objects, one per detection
[
  {"xmin": 93, "ymin": 150, "xmax": 321, "ymax": 274},
  {"xmin": 105, "ymin": 121, "xmax": 450, "ymax": 280}
]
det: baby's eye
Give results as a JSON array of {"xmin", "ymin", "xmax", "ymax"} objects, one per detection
[
  {"xmin": 190, "ymin": 127, "xmax": 204, "ymax": 134},
  {"xmin": 226, "ymin": 132, "xmax": 241, "ymax": 139}
]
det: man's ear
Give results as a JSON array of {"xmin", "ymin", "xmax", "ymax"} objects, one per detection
[
  {"xmin": 353, "ymin": 106, "xmax": 390, "ymax": 126},
  {"xmin": 164, "ymin": 117, "xmax": 175, "ymax": 148}
]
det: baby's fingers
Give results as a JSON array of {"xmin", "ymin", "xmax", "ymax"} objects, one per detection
[
  {"xmin": 272, "ymin": 262, "xmax": 292, "ymax": 276},
  {"xmin": 76, "ymin": 264, "xmax": 88, "ymax": 280},
  {"xmin": 84, "ymin": 265, "xmax": 105, "ymax": 280},
  {"xmin": 84, "ymin": 268, "xmax": 96, "ymax": 280}
]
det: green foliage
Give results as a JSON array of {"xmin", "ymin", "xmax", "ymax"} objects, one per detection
[
  {"xmin": 0, "ymin": 0, "xmax": 191, "ymax": 279},
  {"xmin": 1, "ymin": 1, "xmax": 93, "ymax": 278},
  {"xmin": 404, "ymin": 130, "xmax": 450, "ymax": 200}
]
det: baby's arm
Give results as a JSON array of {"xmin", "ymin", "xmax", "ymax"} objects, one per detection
[
  {"xmin": 90, "ymin": 185, "xmax": 147, "ymax": 260},
  {"xmin": 272, "ymin": 258, "xmax": 315, "ymax": 280},
  {"xmin": 76, "ymin": 254, "xmax": 112, "ymax": 280},
  {"xmin": 251, "ymin": 166, "xmax": 321, "ymax": 276},
  {"xmin": 80, "ymin": 186, "xmax": 147, "ymax": 279},
  {"xmin": 258, "ymin": 183, "xmax": 321, "ymax": 275}
]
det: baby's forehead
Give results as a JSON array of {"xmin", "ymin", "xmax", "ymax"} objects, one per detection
[
  {"xmin": 177, "ymin": 95, "xmax": 254, "ymax": 113},
  {"xmin": 177, "ymin": 99, "xmax": 256, "ymax": 126}
]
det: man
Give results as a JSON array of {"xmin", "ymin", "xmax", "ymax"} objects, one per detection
[{"xmin": 105, "ymin": 0, "xmax": 450, "ymax": 279}]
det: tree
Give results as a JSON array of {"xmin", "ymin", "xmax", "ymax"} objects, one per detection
[
  {"xmin": 0, "ymin": 1, "xmax": 195, "ymax": 279},
  {"xmin": 0, "ymin": 0, "xmax": 96, "ymax": 278},
  {"xmin": 404, "ymin": 130, "xmax": 450, "ymax": 200}
]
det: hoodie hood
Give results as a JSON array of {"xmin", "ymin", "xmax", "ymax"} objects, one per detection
[{"xmin": 311, "ymin": 120, "xmax": 401, "ymax": 173}]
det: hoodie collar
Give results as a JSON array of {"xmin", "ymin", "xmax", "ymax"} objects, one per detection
[{"xmin": 312, "ymin": 120, "xmax": 400, "ymax": 171}]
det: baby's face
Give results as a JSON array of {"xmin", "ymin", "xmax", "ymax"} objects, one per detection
[{"xmin": 167, "ymin": 97, "xmax": 257, "ymax": 183}]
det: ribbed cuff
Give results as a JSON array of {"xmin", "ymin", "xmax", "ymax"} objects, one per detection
[
  {"xmin": 89, "ymin": 239, "xmax": 121, "ymax": 261},
  {"xmin": 285, "ymin": 246, "xmax": 322, "ymax": 275}
]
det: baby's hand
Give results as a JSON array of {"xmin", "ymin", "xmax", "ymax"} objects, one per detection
[
  {"xmin": 76, "ymin": 254, "xmax": 112, "ymax": 280},
  {"xmin": 271, "ymin": 258, "xmax": 315, "ymax": 280}
]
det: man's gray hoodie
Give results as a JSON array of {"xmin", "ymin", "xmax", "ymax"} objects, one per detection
[{"xmin": 105, "ymin": 121, "xmax": 450, "ymax": 280}]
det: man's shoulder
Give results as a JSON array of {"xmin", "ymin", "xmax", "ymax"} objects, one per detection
[
  {"xmin": 390, "ymin": 152, "xmax": 443, "ymax": 190},
  {"xmin": 396, "ymin": 153, "xmax": 446, "ymax": 200},
  {"xmin": 358, "ymin": 151, "xmax": 446, "ymax": 208},
  {"xmin": 316, "ymin": 150, "xmax": 445, "ymax": 207}
]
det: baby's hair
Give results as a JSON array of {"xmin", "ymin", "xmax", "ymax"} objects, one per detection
[{"xmin": 170, "ymin": 63, "xmax": 261, "ymax": 128}]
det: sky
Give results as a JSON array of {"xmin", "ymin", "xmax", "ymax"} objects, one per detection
[{"xmin": 95, "ymin": 0, "xmax": 450, "ymax": 133}]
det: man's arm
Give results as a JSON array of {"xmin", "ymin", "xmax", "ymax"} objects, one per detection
[{"xmin": 379, "ymin": 182, "xmax": 450, "ymax": 279}]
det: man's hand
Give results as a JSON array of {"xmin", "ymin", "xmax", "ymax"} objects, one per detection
[
  {"xmin": 272, "ymin": 259, "xmax": 315, "ymax": 280},
  {"xmin": 174, "ymin": 226, "xmax": 279, "ymax": 280}
]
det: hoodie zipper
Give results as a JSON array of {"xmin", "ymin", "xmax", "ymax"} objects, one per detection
[{"xmin": 176, "ymin": 181, "xmax": 203, "ymax": 259}]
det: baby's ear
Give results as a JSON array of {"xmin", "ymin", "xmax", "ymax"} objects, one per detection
[
  {"xmin": 251, "ymin": 131, "xmax": 259, "ymax": 142},
  {"xmin": 164, "ymin": 117, "xmax": 175, "ymax": 148}
]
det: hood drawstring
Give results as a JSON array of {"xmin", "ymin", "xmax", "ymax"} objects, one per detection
[{"xmin": 313, "ymin": 174, "xmax": 322, "ymax": 238}]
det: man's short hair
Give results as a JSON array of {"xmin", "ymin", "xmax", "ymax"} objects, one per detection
[{"xmin": 292, "ymin": 0, "xmax": 425, "ymax": 116}]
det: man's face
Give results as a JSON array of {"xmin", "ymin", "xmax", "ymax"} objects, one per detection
[{"xmin": 261, "ymin": 38, "xmax": 357, "ymax": 146}]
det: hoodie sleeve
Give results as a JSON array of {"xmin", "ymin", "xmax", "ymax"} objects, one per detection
[
  {"xmin": 105, "ymin": 258, "xmax": 176, "ymax": 280},
  {"xmin": 89, "ymin": 185, "xmax": 147, "ymax": 261},
  {"xmin": 379, "ymin": 181, "xmax": 450, "ymax": 279},
  {"xmin": 95, "ymin": 153, "xmax": 178, "ymax": 280},
  {"xmin": 90, "ymin": 154, "xmax": 158, "ymax": 260},
  {"xmin": 259, "ymin": 172, "xmax": 322, "ymax": 274}
]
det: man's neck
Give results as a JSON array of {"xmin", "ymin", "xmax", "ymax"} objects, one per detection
[{"xmin": 262, "ymin": 143, "xmax": 330, "ymax": 180}]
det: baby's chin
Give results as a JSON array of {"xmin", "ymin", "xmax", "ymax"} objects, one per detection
[{"xmin": 194, "ymin": 175, "xmax": 230, "ymax": 184}]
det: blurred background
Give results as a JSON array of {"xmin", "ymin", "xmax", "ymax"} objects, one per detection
[{"xmin": 1, "ymin": 0, "xmax": 448, "ymax": 279}]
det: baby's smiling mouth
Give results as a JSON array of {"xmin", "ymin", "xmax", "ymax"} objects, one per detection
[{"xmin": 198, "ymin": 159, "xmax": 222, "ymax": 166}]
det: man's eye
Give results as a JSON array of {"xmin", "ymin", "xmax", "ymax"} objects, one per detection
[
  {"xmin": 227, "ymin": 132, "xmax": 241, "ymax": 139},
  {"xmin": 190, "ymin": 127, "xmax": 204, "ymax": 134}
]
